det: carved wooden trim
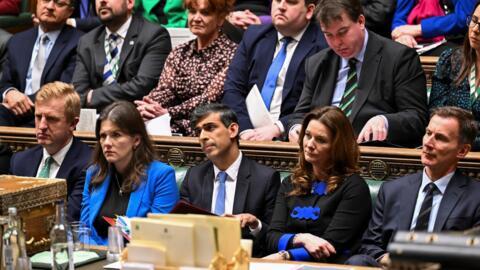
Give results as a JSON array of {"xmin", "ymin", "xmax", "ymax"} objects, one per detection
[{"xmin": 1, "ymin": 127, "xmax": 479, "ymax": 180}]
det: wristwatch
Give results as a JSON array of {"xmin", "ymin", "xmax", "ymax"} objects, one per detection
[{"xmin": 278, "ymin": 250, "xmax": 291, "ymax": 260}]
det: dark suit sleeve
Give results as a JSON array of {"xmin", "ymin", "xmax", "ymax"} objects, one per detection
[
  {"xmin": 321, "ymin": 176, "xmax": 372, "ymax": 252},
  {"xmin": 67, "ymin": 168, "xmax": 86, "ymax": 222},
  {"xmin": 74, "ymin": 17, "xmax": 101, "ymax": 32},
  {"xmin": 384, "ymin": 47, "xmax": 428, "ymax": 145},
  {"xmin": 74, "ymin": 27, "xmax": 171, "ymax": 109},
  {"xmin": 266, "ymin": 178, "xmax": 292, "ymax": 253},
  {"xmin": 222, "ymin": 37, "xmax": 255, "ymax": 131},
  {"xmin": 179, "ymin": 167, "xmax": 193, "ymax": 202},
  {"xmin": 359, "ymin": 182, "xmax": 388, "ymax": 259},
  {"xmin": 0, "ymin": 39, "xmax": 19, "ymax": 100},
  {"xmin": 288, "ymin": 55, "xmax": 318, "ymax": 130},
  {"xmin": 362, "ymin": 0, "xmax": 395, "ymax": 36},
  {"xmin": 256, "ymin": 170, "xmax": 280, "ymax": 239}
]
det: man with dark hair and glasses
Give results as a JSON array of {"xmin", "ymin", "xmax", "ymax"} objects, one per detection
[
  {"xmin": 289, "ymin": 0, "xmax": 428, "ymax": 148},
  {"xmin": 0, "ymin": 0, "xmax": 83, "ymax": 128}
]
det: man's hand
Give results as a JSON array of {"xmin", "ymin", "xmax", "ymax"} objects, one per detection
[
  {"xmin": 357, "ymin": 115, "xmax": 388, "ymax": 143},
  {"xmin": 252, "ymin": 124, "xmax": 281, "ymax": 141},
  {"xmin": 134, "ymin": 96, "xmax": 167, "ymax": 121},
  {"xmin": 288, "ymin": 125, "xmax": 301, "ymax": 143},
  {"xmin": 227, "ymin": 10, "xmax": 261, "ymax": 29},
  {"xmin": 394, "ymin": 34, "xmax": 418, "ymax": 48},
  {"xmin": 31, "ymin": 14, "xmax": 39, "ymax": 26},
  {"xmin": 391, "ymin": 25, "xmax": 422, "ymax": 40},
  {"xmin": 3, "ymin": 90, "xmax": 34, "ymax": 115},
  {"xmin": 86, "ymin": 90, "xmax": 93, "ymax": 106},
  {"xmin": 240, "ymin": 129, "xmax": 257, "ymax": 140},
  {"xmin": 379, "ymin": 253, "xmax": 391, "ymax": 268},
  {"xmin": 232, "ymin": 213, "xmax": 259, "ymax": 229},
  {"xmin": 293, "ymin": 233, "xmax": 336, "ymax": 260}
]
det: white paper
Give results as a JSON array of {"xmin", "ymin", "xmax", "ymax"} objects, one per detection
[
  {"xmin": 77, "ymin": 109, "xmax": 98, "ymax": 132},
  {"xmin": 145, "ymin": 114, "xmax": 172, "ymax": 136},
  {"xmin": 416, "ymin": 39, "xmax": 447, "ymax": 55},
  {"xmin": 246, "ymin": 85, "xmax": 275, "ymax": 129}
]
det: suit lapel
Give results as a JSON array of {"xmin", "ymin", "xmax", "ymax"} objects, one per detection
[
  {"xmin": 283, "ymin": 22, "xmax": 317, "ymax": 101},
  {"xmin": 20, "ymin": 28, "xmax": 38, "ymax": 85},
  {"xmin": 117, "ymin": 17, "xmax": 140, "ymax": 77},
  {"xmin": 397, "ymin": 173, "xmax": 422, "ymax": 230},
  {"xmin": 126, "ymin": 180, "xmax": 147, "ymax": 217},
  {"xmin": 433, "ymin": 171, "xmax": 467, "ymax": 231},
  {"xmin": 89, "ymin": 176, "xmax": 110, "ymax": 226},
  {"xmin": 95, "ymin": 29, "xmax": 107, "ymax": 82},
  {"xmin": 56, "ymin": 137, "xmax": 77, "ymax": 178},
  {"xmin": 351, "ymin": 32, "xmax": 381, "ymax": 122},
  {"xmin": 256, "ymin": 29, "xmax": 277, "ymax": 90},
  {"xmin": 315, "ymin": 52, "xmax": 340, "ymax": 107},
  {"xmin": 42, "ymin": 26, "xmax": 70, "ymax": 82},
  {"xmin": 201, "ymin": 165, "xmax": 215, "ymax": 211},
  {"xmin": 232, "ymin": 157, "xmax": 251, "ymax": 214},
  {"xmin": 28, "ymin": 146, "xmax": 44, "ymax": 176}
]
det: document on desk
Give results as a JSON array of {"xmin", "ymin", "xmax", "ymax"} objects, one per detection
[
  {"xmin": 246, "ymin": 85, "xmax": 275, "ymax": 129},
  {"xmin": 145, "ymin": 114, "xmax": 172, "ymax": 136}
]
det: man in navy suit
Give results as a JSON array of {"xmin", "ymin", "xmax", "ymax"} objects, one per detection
[
  {"xmin": 346, "ymin": 106, "xmax": 480, "ymax": 268},
  {"xmin": 222, "ymin": 0, "xmax": 327, "ymax": 141},
  {"xmin": 180, "ymin": 104, "xmax": 280, "ymax": 257},
  {"xmin": 10, "ymin": 82, "xmax": 91, "ymax": 222},
  {"xmin": 0, "ymin": 0, "xmax": 83, "ymax": 127}
]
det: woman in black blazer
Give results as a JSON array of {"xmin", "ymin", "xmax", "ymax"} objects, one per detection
[{"xmin": 265, "ymin": 106, "xmax": 372, "ymax": 263}]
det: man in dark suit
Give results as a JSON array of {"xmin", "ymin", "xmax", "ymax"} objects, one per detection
[
  {"xmin": 347, "ymin": 106, "xmax": 480, "ymax": 268},
  {"xmin": 72, "ymin": 0, "xmax": 171, "ymax": 111},
  {"xmin": 0, "ymin": 0, "xmax": 82, "ymax": 127},
  {"xmin": 180, "ymin": 103, "xmax": 280, "ymax": 257},
  {"xmin": 10, "ymin": 82, "xmax": 91, "ymax": 222},
  {"xmin": 222, "ymin": 0, "xmax": 327, "ymax": 141},
  {"xmin": 289, "ymin": 0, "xmax": 428, "ymax": 147}
]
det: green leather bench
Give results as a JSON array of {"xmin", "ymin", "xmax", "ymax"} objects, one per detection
[
  {"xmin": 0, "ymin": 0, "xmax": 33, "ymax": 33},
  {"xmin": 173, "ymin": 166, "xmax": 383, "ymax": 203}
]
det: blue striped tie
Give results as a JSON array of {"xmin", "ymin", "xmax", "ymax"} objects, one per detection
[
  {"xmin": 214, "ymin": 171, "xmax": 228, "ymax": 215},
  {"xmin": 103, "ymin": 33, "xmax": 120, "ymax": 85},
  {"xmin": 260, "ymin": 37, "xmax": 292, "ymax": 110}
]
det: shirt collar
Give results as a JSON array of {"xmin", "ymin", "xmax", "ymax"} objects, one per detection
[
  {"xmin": 213, "ymin": 151, "xmax": 243, "ymax": 182},
  {"xmin": 277, "ymin": 24, "xmax": 309, "ymax": 44},
  {"xmin": 340, "ymin": 29, "xmax": 368, "ymax": 68},
  {"xmin": 105, "ymin": 15, "xmax": 132, "ymax": 39},
  {"xmin": 421, "ymin": 168, "xmax": 455, "ymax": 195},
  {"xmin": 42, "ymin": 137, "xmax": 73, "ymax": 167},
  {"xmin": 38, "ymin": 26, "xmax": 61, "ymax": 45}
]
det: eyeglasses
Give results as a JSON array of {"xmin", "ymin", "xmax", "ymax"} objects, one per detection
[
  {"xmin": 40, "ymin": 0, "xmax": 71, "ymax": 8},
  {"xmin": 467, "ymin": 15, "xmax": 480, "ymax": 29}
]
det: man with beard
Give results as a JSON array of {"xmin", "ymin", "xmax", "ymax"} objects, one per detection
[
  {"xmin": 346, "ymin": 106, "xmax": 480, "ymax": 268},
  {"xmin": 10, "ymin": 82, "xmax": 91, "ymax": 222},
  {"xmin": 72, "ymin": 0, "xmax": 171, "ymax": 111},
  {"xmin": 180, "ymin": 103, "xmax": 280, "ymax": 257}
]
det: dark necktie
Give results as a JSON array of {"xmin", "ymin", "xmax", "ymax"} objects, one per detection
[
  {"xmin": 414, "ymin": 183, "xmax": 439, "ymax": 231},
  {"xmin": 339, "ymin": 58, "xmax": 358, "ymax": 117},
  {"xmin": 260, "ymin": 37, "xmax": 292, "ymax": 110},
  {"xmin": 213, "ymin": 171, "xmax": 228, "ymax": 215}
]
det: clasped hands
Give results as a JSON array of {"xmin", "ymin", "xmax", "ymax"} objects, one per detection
[
  {"xmin": 289, "ymin": 115, "xmax": 388, "ymax": 143},
  {"xmin": 392, "ymin": 25, "xmax": 422, "ymax": 48},
  {"xmin": 3, "ymin": 90, "xmax": 34, "ymax": 115},
  {"xmin": 263, "ymin": 233, "xmax": 336, "ymax": 261},
  {"xmin": 134, "ymin": 96, "xmax": 168, "ymax": 121},
  {"xmin": 240, "ymin": 124, "xmax": 281, "ymax": 141},
  {"xmin": 227, "ymin": 10, "xmax": 261, "ymax": 30}
]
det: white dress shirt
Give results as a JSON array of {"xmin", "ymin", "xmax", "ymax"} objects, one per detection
[
  {"xmin": 211, "ymin": 151, "xmax": 262, "ymax": 236},
  {"xmin": 410, "ymin": 169, "xmax": 454, "ymax": 232},
  {"xmin": 36, "ymin": 138, "xmax": 73, "ymax": 178}
]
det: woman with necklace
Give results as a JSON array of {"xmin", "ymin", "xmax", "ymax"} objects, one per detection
[
  {"xmin": 264, "ymin": 107, "xmax": 371, "ymax": 263},
  {"xmin": 429, "ymin": 2, "xmax": 480, "ymax": 150},
  {"xmin": 80, "ymin": 101, "xmax": 179, "ymax": 245}
]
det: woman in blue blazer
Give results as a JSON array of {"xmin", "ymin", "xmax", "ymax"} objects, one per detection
[
  {"xmin": 429, "ymin": 2, "xmax": 480, "ymax": 150},
  {"xmin": 80, "ymin": 101, "xmax": 179, "ymax": 246}
]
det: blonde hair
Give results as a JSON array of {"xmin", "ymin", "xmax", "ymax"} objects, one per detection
[{"xmin": 35, "ymin": 82, "xmax": 80, "ymax": 123}]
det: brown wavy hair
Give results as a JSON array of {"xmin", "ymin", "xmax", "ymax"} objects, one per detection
[
  {"xmin": 289, "ymin": 106, "xmax": 359, "ymax": 196},
  {"xmin": 90, "ymin": 101, "xmax": 157, "ymax": 193},
  {"xmin": 455, "ymin": 1, "xmax": 480, "ymax": 86}
]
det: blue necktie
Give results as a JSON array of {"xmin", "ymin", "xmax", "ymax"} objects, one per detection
[
  {"xmin": 261, "ymin": 37, "xmax": 292, "ymax": 110},
  {"xmin": 80, "ymin": 0, "xmax": 90, "ymax": 19},
  {"xmin": 214, "ymin": 171, "xmax": 228, "ymax": 215}
]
